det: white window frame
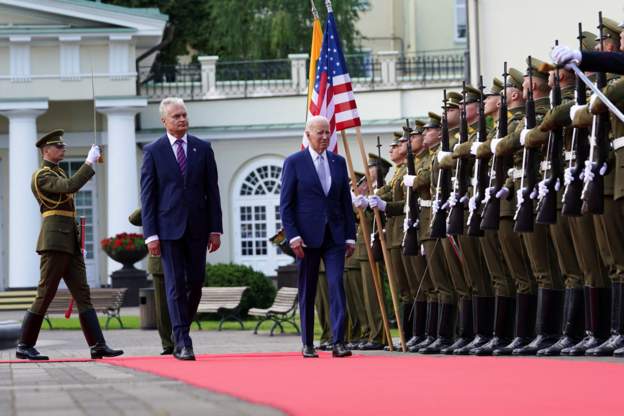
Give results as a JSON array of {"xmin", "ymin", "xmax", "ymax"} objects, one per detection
[
  {"xmin": 10, "ymin": 36, "xmax": 31, "ymax": 82},
  {"xmin": 109, "ymin": 35, "xmax": 132, "ymax": 80},
  {"xmin": 231, "ymin": 156, "xmax": 291, "ymax": 277},
  {"xmin": 454, "ymin": 0, "xmax": 467, "ymax": 43},
  {"xmin": 59, "ymin": 36, "xmax": 81, "ymax": 80}
]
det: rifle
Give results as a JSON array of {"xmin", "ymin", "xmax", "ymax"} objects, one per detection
[
  {"xmin": 536, "ymin": 41, "xmax": 564, "ymax": 224},
  {"xmin": 430, "ymin": 90, "xmax": 452, "ymax": 238},
  {"xmin": 562, "ymin": 24, "xmax": 590, "ymax": 216},
  {"xmin": 467, "ymin": 75, "xmax": 488, "ymax": 236},
  {"xmin": 481, "ymin": 62, "xmax": 510, "ymax": 230},
  {"xmin": 446, "ymin": 82, "xmax": 469, "ymax": 235},
  {"xmin": 371, "ymin": 136, "xmax": 385, "ymax": 261},
  {"xmin": 402, "ymin": 119, "xmax": 420, "ymax": 255},
  {"xmin": 513, "ymin": 56, "xmax": 539, "ymax": 233},
  {"xmin": 581, "ymin": 11, "xmax": 611, "ymax": 215}
]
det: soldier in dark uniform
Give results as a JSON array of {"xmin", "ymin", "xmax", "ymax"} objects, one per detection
[
  {"xmin": 16, "ymin": 129, "xmax": 123, "ymax": 360},
  {"xmin": 129, "ymin": 209, "xmax": 174, "ymax": 355}
]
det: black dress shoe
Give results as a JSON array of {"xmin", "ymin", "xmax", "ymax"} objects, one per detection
[
  {"xmin": 160, "ymin": 346, "xmax": 175, "ymax": 355},
  {"xmin": 408, "ymin": 336, "xmax": 436, "ymax": 352},
  {"xmin": 318, "ymin": 342, "xmax": 332, "ymax": 351},
  {"xmin": 359, "ymin": 341, "xmax": 385, "ymax": 351},
  {"xmin": 470, "ymin": 337, "xmax": 512, "ymax": 356},
  {"xmin": 16, "ymin": 344, "xmax": 48, "ymax": 360},
  {"xmin": 90, "ymin": 343, "xmax": 124, "ymax": 359},
  {"xmin": 174, "ymin": 346, "xmax": 196, "ymax": 361},
  {"xmin": 537, "ymin": 335, "xmax": 581, "ymax": 357},
  {"xmin": 492, "ymin": 337, "xmax": 531, "ymax": 356},
  {"xmin": 384, "ymin": 343, "xmax": 401, "ymax": 351},
  {"xmin": 332, "ymin": 343, "xmax": 352, "ymax": 357},
  {"xmin": 418, "ymin": 337, "xmax": 454, "ymax": 354},
  {"xmin": 302, "ymin": 345, "xmax": 318, "ymax": 358}
]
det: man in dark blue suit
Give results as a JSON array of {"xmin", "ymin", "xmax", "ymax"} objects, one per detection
[
  {"xmin": 140, "ymin": 97, "xmax": 223, "ymax": 361},
  {"xmin": 280, "ymin": 115, "xmax": 357, "ymax": 358}
]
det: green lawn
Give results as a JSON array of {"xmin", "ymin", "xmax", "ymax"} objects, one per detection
[{"xmin": 42, "ymin": 315, "xmax": 400, "ymax": 338}]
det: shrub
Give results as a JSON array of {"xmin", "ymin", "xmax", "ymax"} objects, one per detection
[{"xmin": 204, "ymin": 263, "xmax": 276, "ymax": 317}]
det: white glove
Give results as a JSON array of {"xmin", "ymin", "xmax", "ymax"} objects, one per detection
[
  {"xmin": 496, "ymin": 186, "xmax": 510, "ymax": 200},
  {"xmin": 516, "ymin": 189, "xmax": 525, "ymax": 206},
  {"xmin": 584, "ymin": 160, "xmax": 607, "ymax": 183},
  {"xmin": 538, "ymin": 179, "xmax": 549, "ymax": 200},
  {"xmin": 554, "ymin": 178, "xmax": 561, "ymax": 192},
  {"xmin": 529, "ymin": 186, "xmax": 538, "ymax": 200},
  {"xmin": 403, "ymin": 174, "xmax": 416, "ymax": 188},
  {"xmin": 564, "ymin": 167, "xmax": 575, "ymax": 186},
  {"xmin": 403, "ymin": 218, "xmax": 410, "ymax": 232},
  {"xmin": 368, "ymin": 195, "xmax": 387, "ymax": 211},
  {"xmin": 519, "ymin": 128, "xmax": 529, "ymax": 146},
  {"xmin": 350, "ymin": 191, "xmax": 357, "ymax": 203},
  {"xmin": 569, "ymin": 104, "xmax": 585, "ymax": 122},
  {"xmin": 490, "ymin": 138, "xmax": 502, "ymax": 154},
  {"xmin": 86, "ymin": 145, "xmax": 101, "ymax": 165},
  {"xmin": 437, "ymin": 151, "xmax": 452, "ymax": 163},
  {"xmin": 444, "ymin": 192, "xmax": 458, "ymax": 210},
  {"xmin": 470, "ymin": 142, "xmax": 480, "ymax": 156},
  {"xmin": 459, "ymin": 195, "xmax": 469, "ymax": 205},
  {"xmin": 432, "ymin": 199, "xmax": 440, "ymax": 214},
  {"xmin": 551, "ymin": 45, "xmax": 582, "ymax": 70},
  {"xmin": 482, "ymin": 187, "xmax": 493, "ymax": 204},
  {"xmin": 353, "ymin": 195, "xmax": 368, "ymax": 209},
  {"xmin": 468, "ymin": 195, "xmax": 478, "ymax": 212}
]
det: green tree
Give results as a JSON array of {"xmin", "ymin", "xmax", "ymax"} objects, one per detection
[{"xmin": 103, "ymin": 0, "xmax": 368, "ymax": 62}]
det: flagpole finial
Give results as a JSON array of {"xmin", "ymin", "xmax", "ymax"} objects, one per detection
[
  {"xmin": 310, "ymin": 0, "xmax": 320, "ymax": 19},
  {"xmin": 325, "ymin": 0, "xmax": 333, "ymax": 13}
]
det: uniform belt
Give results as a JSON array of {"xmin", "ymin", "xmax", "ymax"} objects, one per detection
[
  {"xmin": 614, "ymin": 137, "xmax": 624, "ymax": 151},
  {"xmin": 42, "ymin": 210, "xmax": 75, "ymax": 218},
  {"xmin": 418, "ymin": 199, "xmax": 432, "ymax": 207},
  {"xmin": 540, "ymin": 160, "xmax": 551, "ymax": 172}
]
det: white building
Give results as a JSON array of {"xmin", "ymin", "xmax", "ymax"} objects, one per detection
[{"xmin": 0, "ymin": 0, "xmax": 465, "ymax": 289}]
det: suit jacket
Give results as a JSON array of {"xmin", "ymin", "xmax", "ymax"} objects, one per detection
[
  {"xmin": 280, "ymin": 149, "xmax": 356, "ymax": 248},
  {"xmin": 140, "ymin": 134, "xmax": 223, "ymax": 241},
  {"xmin": 581, "ymin": 51, "xmax": 624, "ymax": 75}
]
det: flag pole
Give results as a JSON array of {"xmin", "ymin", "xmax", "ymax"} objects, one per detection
[
  {"xmin": 305, "ymin": 1, "xmax": 323, "ymax": 122},
  {"xmin": 350, "ymin": 127, "xmax": 407, "ymax": 352},
  {"xmin": 340, "ymin": 131, "xmax": 394, "ymax": 350}
]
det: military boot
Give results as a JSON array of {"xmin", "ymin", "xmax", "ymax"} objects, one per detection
[
  {"xmin": 471, "ymin": 296, "xmax": 515, "ymax": 355},
  {"xmin": 586, "ymin": 283, "xmax": 624, "ymax": 356},
  {"xmin": 401, "ymin": 301, "xmax": 414, "ymax": 342},
  {"xmin": 15, "ymin": 311, "xmax": 49, "ymax": 360},
  {"xmin": 562, "ymin": 287, "xmax": 611, "ymax": 356},
  {"xmin": 406, "ymin": 301, "xmax": 427, "ymax": 348},
  {"xmin": 538, "ymin": 288, "xmax": 585, "ymax": 356},
  {"xmin": 454, "ymin": 296, "xmax": 494, "ymax": 355},
  {"xmin": 79, "ymin": 309, "xmax": 124, "ymax": 359},
  {"xmin": 419, "ymin": 303, "xmax": 456, "ymax": 354},
  {"xmin": 441, "ymin": 298, "xmax": 473, "ymax": 354},
  {"xmin": 493, "ymin": 293, "xmax": 536, "ymax": 356},
  {"xmin": 513, "ymin": 288, "xmax": 564, "ymax": 355},
  {"xmin": 409, "ymin": 301, "xmax": 438, "ymax": 352}
]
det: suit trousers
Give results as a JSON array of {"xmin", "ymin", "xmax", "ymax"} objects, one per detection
[
  {"xmin": 297, "ymin": 231, "xmax": 347, "ymax": 347},
  {"xmin": 160, "ymin": 229, "xmax": 208, "ymax": 349}
]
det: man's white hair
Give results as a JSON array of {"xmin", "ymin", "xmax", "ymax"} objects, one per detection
[
  {"xmin": 159, "ymin": 97, "xmax": 186, "ymax": 118},
  {"xmin": 305, "ymin": 115, "xmax": 330, "ymax": 131}
]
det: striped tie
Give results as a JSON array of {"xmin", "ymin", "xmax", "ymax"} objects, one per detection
[{"xmin": 175, "ymin": 139, "xmax": 186, "ymax": 175}]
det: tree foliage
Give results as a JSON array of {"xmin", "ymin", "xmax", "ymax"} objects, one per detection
[{"xmin": 103, "ymin": 0, "xmax": 368, "ymax": 63}]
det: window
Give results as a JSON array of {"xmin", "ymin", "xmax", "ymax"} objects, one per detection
[
  {"xmin": 60, "ymin": 36, "xmax": 81, "ymax": 80},
  {"xmin": 10, "ymin": 37, "xmax": 31, "ymax": 82},
  {"xmin": 233, "ymin": 157, "xmax": 292, "ymax": 276},
  {"xmin": 455, "ymin": 0, "xmax": 467, "ymax": 42}
]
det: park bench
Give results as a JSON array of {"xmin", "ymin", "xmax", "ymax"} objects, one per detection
[
  {"xmin": 195, "ymin": 286, "xmax": 249, "ymax": 330},
  {"xmin": 0, "ymin": 290, "xmax": 37, "ymax": 311},
  {"xmin": 248, "ymin": 287, "xmax": 300, "ymax": 336},
  {"xmin": 46, "ymin": 288, "xmax": 127, "ymax": 330}
]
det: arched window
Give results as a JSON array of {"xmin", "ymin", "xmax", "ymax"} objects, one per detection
[{"xmin": 232, "ymin": 157, "xmax": 292, "ymax": 276}]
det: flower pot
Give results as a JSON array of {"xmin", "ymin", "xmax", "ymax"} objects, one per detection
[{"xmin": 104, "ymin": 246, "xmax": 148, "ymax": 270}]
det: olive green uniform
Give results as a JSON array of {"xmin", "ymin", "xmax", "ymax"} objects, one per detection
[
  {"xmin": 344, "ymin": 240, "xmax": 369, "ymax": 343},
  {"xmin": 129, "ymin": 209, "xmax": 174, "ymax": 351},
  {"xmin": 315, "ymin": 261, "xmax": 332, "ymax": 345}
]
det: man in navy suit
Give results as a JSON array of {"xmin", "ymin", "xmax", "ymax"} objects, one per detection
[
  {"xmin": 280, "ymin": 115, "xmax": 357, "ymax": 358},
  {"xmin": 140, "ymin": 97, "xmax": 223, "ymax": 361}
]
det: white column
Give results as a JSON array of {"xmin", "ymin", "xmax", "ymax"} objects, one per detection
[
  {"xmin": 96, "ymin": 97, "xmax": 147, "ymax": 275},
  {"xmin": 288, "ymin": 53, "xmax": 309, "ymax": 93},
  {"xmin": 378, "ymin": 51, "xmax": 399, "ymax": 86},
  {"xmin": 198, "ymin": 55, "xmax": 219, "ymax": 97},
  {"xmin": 0, "ymin": 99, "xmax": 48, "ymax": 288}
]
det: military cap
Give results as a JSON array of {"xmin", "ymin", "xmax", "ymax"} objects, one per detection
[
  {"xmin": 505, "ymin": 67, "xmax": 524, "ymax": 90},
  {"xmin": 484, "ymin": 77, "xmax": 503, "ymax": 96},
  {"xmin": 393, "ymin": 131, "xmax": 403, "ymax": 139},
  {"xmin": 36, "ymin": 129, "xmax": 66, "ymax": 148},
  {"xmin": 423, "ymin": 112, "xmax": 442, "ymax": 128},
  {"xmin": 367, "ymin": 153, "xmax": 392, "ymax": 174},
  {"xmin": 525, "ymin": 57, "xmax": 550, "ymax": 81},
  {"xmin": 444, "ymin": 91, "xmax": 463, "ymax": 109},
  {"xmin": 581, "ymin": 31, "xmax": 599, "ymax": 51},
  {"xmin": 600, "ymin": 17, "xmax": 622, "ymax": 42},
  {"xmin": 389, "ymin": 137, "xmax": 400, "ymax": 147},
  {"xmin": 462, "ymin": 84, "xmax": 481, "ymax": 104},
  {"xmin": 410, "ymin": 119, "xmax": 426, "ymax": 135}
]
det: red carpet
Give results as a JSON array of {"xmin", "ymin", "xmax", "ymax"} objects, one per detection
[{"xmin": 106, "ymin": 352, "xmax": 623, "ymax": 415}]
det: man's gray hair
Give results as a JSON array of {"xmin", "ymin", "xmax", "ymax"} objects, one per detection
[
  {"xmin": 305, "ymin": 115, "xmax": 330, "ymax": 131},
  {"xmin": 159, "ymin": 97, "xmax": 186, "ymax": 118}
]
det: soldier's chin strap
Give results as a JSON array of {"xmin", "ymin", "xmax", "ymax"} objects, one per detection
[{"xmin": 570, "ymin": 63, "xmax": 624, "ymax": 124}]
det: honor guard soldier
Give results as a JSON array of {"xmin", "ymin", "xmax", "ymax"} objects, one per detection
[{"xmin": 16, "ymin": 129, "xmax": 123, "ymax": 360}]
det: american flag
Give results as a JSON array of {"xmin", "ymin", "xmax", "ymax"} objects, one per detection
[{"xmin": 304, "ymin": 9, "xmax": 361, "ymax": 152}]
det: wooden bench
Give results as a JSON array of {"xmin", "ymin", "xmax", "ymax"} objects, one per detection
[
  {"xmin": 248, "ymin": 287, "xmax": 300, "ymax": 336},
  {"xmin": 195, "ymin": 286, "xmax": 249, "ymax": 331},
  {"xmin": 0, "ymin": 290, "xmax": 37, "ymax": 311},
  {"xmin": 46, "ymin": 288, "xmax": 127, "ymax": 329}
]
